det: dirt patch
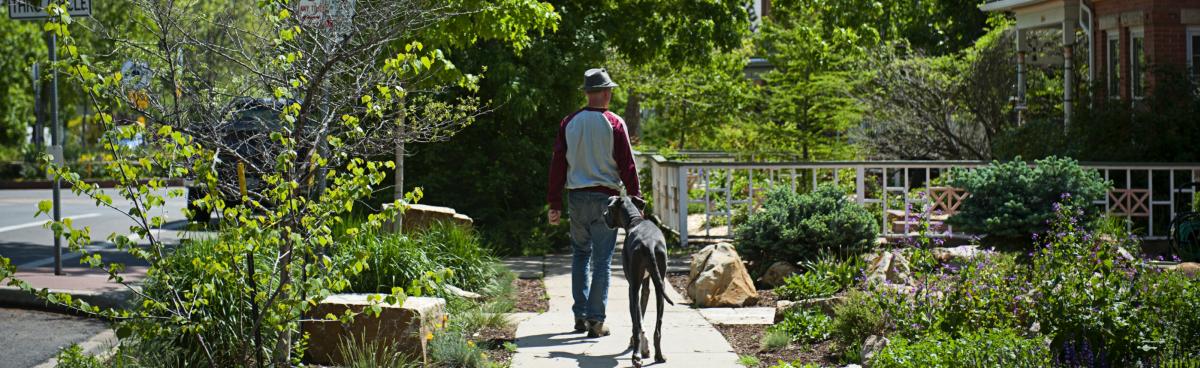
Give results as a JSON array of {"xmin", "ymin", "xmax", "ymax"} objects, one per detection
[
  {"xmin": 754, "ymin": 288, "xmax": 778, "ymax": 307},
  {"xmin": 714, "ymin": 324, "xmax": 841, "ymax": 367},
  {"xmin": 667, "ymin": 272, "xmax": 691, "ymax": 302},
  {"xmin": 513, "ymin": 278, "xmax": 549, "ymax": 313},
  {"xmin": 471, "ymin": 324, "xmax": 516, "ymax": 365}
]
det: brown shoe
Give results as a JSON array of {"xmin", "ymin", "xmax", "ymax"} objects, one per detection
[
  {"xmin": 586, "ymin": 320, "xmax": 610, "ymax": 338},
  {"xmin": 574, "ymin": 318, "xmax": 586, "ymax": 332}
]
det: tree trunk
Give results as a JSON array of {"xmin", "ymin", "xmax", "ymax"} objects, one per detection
[
  {"xmin": 623, "ymin": 90, "xmax": 641, "ymax": 144},
  {"xmin": 394, "ymin": 94, "xmax": 407, "ymax": 228}
]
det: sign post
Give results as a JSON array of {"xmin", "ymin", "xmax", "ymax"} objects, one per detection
[{"xmin": 9, "ymin": 0, "xmax": 94, "ymax": 276}]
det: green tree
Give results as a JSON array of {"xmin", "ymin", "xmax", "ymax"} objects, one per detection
[
  {"xmin": 405, "ymin": 0, "xmax": 749, "ymax": 254},
  {"xmin": 1, "ymin": 0, "xmax": 555, "ymax": 366}
]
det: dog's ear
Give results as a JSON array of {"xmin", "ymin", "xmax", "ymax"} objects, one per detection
[
  {"xmin": 603, "ymin": 196, "xmax": 621, "ymax": 229},
  {"xmin": 631, "ymin": 196, "xmax": 646, "ymax": 211}
]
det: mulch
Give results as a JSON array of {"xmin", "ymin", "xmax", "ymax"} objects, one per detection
[
  {"xmin": 754, "ymin": 288, "xmax": 778, "ymax": 307},
  {"xmin": 472, "ymin": 324, "xmax": 516, "ymax": 365},
  {"xmin": 513, "ymin": 278, "xmax": 549, "ymax": 313},
  {"xmin": 667, "ymin": 272, "xmax": 691, "ymax": 303},
  {"xmin": 714, "ymin": 324, "xmax": 840, "ymax": 367}
]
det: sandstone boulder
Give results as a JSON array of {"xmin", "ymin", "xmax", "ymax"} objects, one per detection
[
  {"xmin": 774, "ymin": 296, "xmax": 845, "ymax": 322},
  {"xmin": 864, "ymin": 251, "xmax": 913, "ymax": 287},
  {"xmin": 302, "ymin": 295, "xmax": 447, "ymax": 366},
  {"xmin": 383, "ymin": 203, "xmax": 474, "ymax": 233},
  {"xmin": 1174, "ymin": 262, "xmax": 1200, "ymax": 279},
  {"xmin": 688, "ymin": 243, "xmax": 759, "ymax": 307},
  {"xmin": 861, "ymin": 335, "xmax": 889, "ymax": 364},
  {"xmin": 758, "ymin": 261, "xmax": 802, "ymax": 288},
  {"xmin": 444, "ymin": 284, "xmax": 482, "ymax": 300},
  {"xmin": 931, "ymin": 245, "xmax": 989, "ymax": 265}
]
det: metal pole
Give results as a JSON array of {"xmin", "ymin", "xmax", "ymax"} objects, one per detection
[{"xmin": 49, "ymin": 31, "xmax": 63, "ymax": 276}]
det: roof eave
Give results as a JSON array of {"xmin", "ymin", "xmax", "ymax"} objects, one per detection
[{"xmin": 980, "ymin": 0, "xmax": 1046, "ymax": 12}]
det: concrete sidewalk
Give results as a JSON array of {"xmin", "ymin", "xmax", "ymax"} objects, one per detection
[{"xmin": 508, "ymin": 237, "xmax": 741, "ymax": 368}]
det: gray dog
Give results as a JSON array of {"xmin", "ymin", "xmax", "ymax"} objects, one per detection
[{"xmin": 603, "ymin": 196, "xmax": 673, "ymax": 367}]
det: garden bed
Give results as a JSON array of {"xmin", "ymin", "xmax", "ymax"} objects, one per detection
[
  {"xmin": 715, "ymin": 324, "xmax": 838, "ymax": 367},
  {"xmin": 513, "ymin": 278, "xmax": 549, "ymax": 313},
  {"xmin": 472, "ymin": 324, "xmax": 517, "ymax": 365}
]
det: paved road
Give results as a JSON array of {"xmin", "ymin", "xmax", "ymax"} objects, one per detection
[
  {"xmin": 0, "ymin": 307, "xmax": 110, "ymax": 368},
  {"xmin": 0, "ymin": 188, "xmax": 188, "ymax": 271}
]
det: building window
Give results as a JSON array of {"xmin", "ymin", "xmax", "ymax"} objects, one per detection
[
  {"xmin": 1131, "ymin": 29, "xmax": 1145, "ymax": 99},
  {"xmin": 1107, "ymin": 33, "xmax": 1120, "ymax": 99},
  {"xmin": 1189, "ymin": 27, "xmax": 1200, "ymax": 81}
]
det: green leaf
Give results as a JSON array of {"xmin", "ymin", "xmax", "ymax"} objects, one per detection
[
  {"xmin": 116, "ymin": 325, "xmax": 132, "ymax": 339},
  {"xmin": 37, "ymin": 200, "xmax": 53, "ymax": 216}
]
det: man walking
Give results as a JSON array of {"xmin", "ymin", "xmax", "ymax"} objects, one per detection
[{"xmin": 547, "ymin": 68, "xmax": 641, "ymax": 338}]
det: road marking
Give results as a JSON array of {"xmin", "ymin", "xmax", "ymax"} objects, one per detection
[{"xmin": 0, "ymin": 213, "xmax": 102, "ymax": 234}]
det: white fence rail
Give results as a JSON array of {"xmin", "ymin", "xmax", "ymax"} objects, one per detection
[{"xmin": 644, "ymin": 154, "xmax": 1200, "ymax": 247}]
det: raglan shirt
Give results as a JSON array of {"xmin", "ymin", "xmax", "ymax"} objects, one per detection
[{"xmin": 547, "ymin": 107, "xmax": 641, "ymax": 211}]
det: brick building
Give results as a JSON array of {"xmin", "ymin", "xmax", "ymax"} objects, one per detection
[{"xmin": 983, "ymin": 0, "xmax": 1200, "ymax": 126}]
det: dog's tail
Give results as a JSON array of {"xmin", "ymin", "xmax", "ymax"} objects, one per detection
[{"xmin": 644, "ymin": 246, "xmax": 675, "ymax": 306}]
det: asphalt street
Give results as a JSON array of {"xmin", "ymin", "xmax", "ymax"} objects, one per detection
[
  {"xmin": 0, "ymin": 307, "xmax": 110, "ymax": 368},
  {"xmin": 0, "ymin": 188, "xmax": 188, "ymax": 271},
  {"xmin": 0, "ymin": 188, "xmax": 188, "ymax": 367}
]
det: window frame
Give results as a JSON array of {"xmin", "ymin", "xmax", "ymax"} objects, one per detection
[
  {"xmin": 1130, "ymin": 27, "xmax": 1146, "ymax": 100},
  {"xmin": 1107, "ymin": 31, "xmax": 1121, "ymax": 99},
  {"xmin": 1188, "ymin": 27, "xmax": 1200, "ymax": 81}
]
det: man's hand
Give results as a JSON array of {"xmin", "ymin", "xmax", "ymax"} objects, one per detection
[{"xmin": 548, "ymin": 209, "xmax": 562, "ymax": 225}]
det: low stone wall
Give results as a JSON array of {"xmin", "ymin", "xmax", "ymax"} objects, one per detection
[
  {"xmin": 302, "ymin": 295, "xmax": 447, "ymax": 366},
  {"xmin": 383, "ymin": 203, "xmax": 474, "ymax": 233}
]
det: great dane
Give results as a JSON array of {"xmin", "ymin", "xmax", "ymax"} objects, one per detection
[{"xmin": 604, "ymin": 196, "xmax": 673, "ymax": 367}]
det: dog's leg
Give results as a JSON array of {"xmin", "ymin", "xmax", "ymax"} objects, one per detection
[
  {"xmin": 629, "ymin": 256, "xmax": 646, "ymax": 367},
  {"xmin": 654, "ymin": 249, "xmax": 668, "ymax": 363},
  {"xmin": 640, "ymin": 274, "xmax": 651, "ymax": 319}
]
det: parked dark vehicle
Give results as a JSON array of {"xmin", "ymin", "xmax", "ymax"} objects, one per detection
[{"xmin": 186, "ymin": 98, "xmax": 287, "ymax": 222}]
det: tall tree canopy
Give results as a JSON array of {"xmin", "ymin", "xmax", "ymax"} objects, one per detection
[{"xmin": 404, "ymin": 0, "xmax": 749, "ymax": 254}]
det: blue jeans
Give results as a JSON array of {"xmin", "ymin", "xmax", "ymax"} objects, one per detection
[{"xmin": 567, "ymin": 191, "xmax": 618, "ymax": 322}]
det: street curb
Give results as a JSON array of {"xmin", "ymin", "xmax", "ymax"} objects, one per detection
[
  {"xmin": 0, "ymin": 286, "xmax": 132, "ymax": 312},
  {"xmin": 32, "ymin": 329, "xmax": 118, "ymax": 368}
]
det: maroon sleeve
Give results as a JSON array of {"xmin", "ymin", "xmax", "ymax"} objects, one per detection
[
  {"xmin": 607, "ymin": 112, "xmax": 641, "ymax": 198},
  {"xmin": 547, "ymin": 114, "xmax": 572, "ymax": 211}
]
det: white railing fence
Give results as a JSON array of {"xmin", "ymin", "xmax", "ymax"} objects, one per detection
[{"xmin": 642, "ymin": 153, "xmax": 1200, "ymax": 248}]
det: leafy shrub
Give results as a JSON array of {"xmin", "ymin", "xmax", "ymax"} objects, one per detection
[
  {"xmin": 776, "ymin": 272, "xmax": 838, "ymax": 301},
  {"xmin": 337, "ymin": 221, "xmax": 498, "ymax": 293},
  {"xmin": 938, "ymin": 252, "xmax": 1029, "ymax": 334},
  {"xmin": 336, "ymin": 333, "xmax": 420, "ymax": 368},
  {"xmin": 1027, "ymin": 201, "xmax": 1186, "ymax": 365},
  {"xmin": 428, "ymin": 331, "xmax": 488, "ymax": 368},
  {"xmin": 871, "ymin": 328, "xmax": 1051, "ymax": 368},
  {"xmin": 738, "ymin": 354, "xmax": 761, "ymax": 367},
  {"xmin": 830, "ymin": 290, "xmax": 887, "ymax": 353},
  {"xmin": 801, "ymin": 256, "xmax": 863, "ymax": 291},
  {"xmin": 736, "ymin": 185, "xmax": 879, "ymax": 271},
  {"xmin": 769, "ymin": 307, "xmax": 833, "ymax": 344},
  {"xmin": 131, "ymin": 237, "xmax": 288, "ymax": 366},
  {"xmin": 54, "ymin": 345, "xmax": 105, "ymax": 368},
  {"xmin": 946, "ymin": 156, "xmax": 1108, "ymax": 242},
  {"xmin": 759, "ymin": 329, "xmax": 792, "ymax": 352}
]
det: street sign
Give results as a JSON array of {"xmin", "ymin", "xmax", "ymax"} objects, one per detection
[
  {"xmin": 296, "ymin": 0, "xmax": 355, "ymax": 40},
  {"xmin": 120, "ymin": 60, "xmax": 154, "ymax": 90},
  {"xmin": 7, "ymin": 0, "xmax": 93, "ymax": 20}
]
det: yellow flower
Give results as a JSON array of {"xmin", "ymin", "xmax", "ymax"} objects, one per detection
[
  {"xmin": 425, "ymin": 332, "xmax": 434, "ymax": 341},
  {"xmin": 467, "ymin": 341, "xmax": 475, "ymax": 347}
]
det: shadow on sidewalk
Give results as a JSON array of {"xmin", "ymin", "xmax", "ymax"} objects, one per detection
[{"xmin": 547, "ymin": 349, "xmax": 626, "ymax": 368}]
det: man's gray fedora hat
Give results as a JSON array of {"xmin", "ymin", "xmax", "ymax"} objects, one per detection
[{"xmin": 582, "ymin": 68, "xmax": 618, "ymax": 91}]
